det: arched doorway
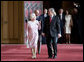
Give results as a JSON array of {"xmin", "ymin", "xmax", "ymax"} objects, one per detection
[{"xmin": 24, "ymin": 1, "xmax": 43, "ymax": 44}]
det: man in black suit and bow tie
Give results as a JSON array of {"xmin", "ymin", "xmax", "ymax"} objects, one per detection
[{"xmin": 43, "ymin": 8, "xmax": 61, "ymax": 59}]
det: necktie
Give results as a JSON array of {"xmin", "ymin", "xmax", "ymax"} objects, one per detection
[{"xmin": 50, "ymin": 17, "xmax": 52, "ymax": 23}]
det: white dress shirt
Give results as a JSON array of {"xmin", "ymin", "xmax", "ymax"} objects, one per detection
[
  {"xmin": 60, "ymin": 14, "xmax": 62, "ymax": 20},
  {"xmin": 44, "ymin": 14, "xmax": 47, "ymax": 17}
]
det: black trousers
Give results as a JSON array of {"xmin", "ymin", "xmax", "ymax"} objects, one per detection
[{"xmin": 46, "ymin": 35, "xmax": 58, "ymax": 57}]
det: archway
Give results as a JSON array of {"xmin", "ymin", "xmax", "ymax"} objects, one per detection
[{"xmin": 24, "ymin": 1, "xmax": 43, "ymax": 44}]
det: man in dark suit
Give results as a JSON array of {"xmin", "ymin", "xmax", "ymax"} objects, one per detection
[
  {"xmin": 40, "ymin": 9, "xmax": 48, "ymax": 44},
  {"xmin": 43, "ymin": 8, "xmax": 61, "ymax": 59},
  {"xmin": 71, "ymin": 8, "xmax": 83, "ymax": 43},
  {"xmin": 58, "ymin": 8, "xmax": 65, "ymax": 43}
]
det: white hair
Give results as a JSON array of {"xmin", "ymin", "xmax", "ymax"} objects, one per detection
[
  {"xmin": 49, "ymin": 8, "xmax": 55, "ymax": 15},
  {"xmin": 54, "ymin": 11, "xmax": 56, "ymax": 16},
  {"xmin": 30, "ymin": 13, "xmax": 36, "ymax": 20}
]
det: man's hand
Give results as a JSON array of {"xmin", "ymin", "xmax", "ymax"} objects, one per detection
[
  {"xmin": 58, "ymin": 34, "xmax": 62, "ymax": 38},
  {"xmin": 41, "ymin": 33, "xmax": 45, "ymax": 36}
]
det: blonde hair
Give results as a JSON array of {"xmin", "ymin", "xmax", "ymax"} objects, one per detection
[{"xmin": 30, "ymin": 13, "xmax": 36, "ymax": 20}]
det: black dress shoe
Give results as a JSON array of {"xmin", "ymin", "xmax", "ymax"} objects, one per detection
[
  {"xmin": 48, "ymin": 56, "xmax": 53, "ymax": 58},
  {"xmin": 53, "ymin": 55, "xmax": 57, "ymax": 59}
]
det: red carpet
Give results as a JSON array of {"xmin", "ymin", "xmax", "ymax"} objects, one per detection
[{"xmin": 1, "ymin": 44, "xmax": 83, "ymax": 61}]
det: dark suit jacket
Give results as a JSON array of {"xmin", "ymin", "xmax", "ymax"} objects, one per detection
[
  {"xmin": 58, "ymin": 14, "xmax": 65, "ymax": 29},
  {"xmin": 36, "ymin": 15, "xmax": 41, "ymax": 21},
  {"xmin": 43, "ymin": 15, "xmax": 61, "ymax": 37},
  {"xmin": 40, "ymin": 14, "xmax": 48, "ymax": 32}
]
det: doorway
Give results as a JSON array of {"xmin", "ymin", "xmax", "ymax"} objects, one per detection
[{"xmin": 24, "ymin": 1, "xmax": 43, "ymax": 44}]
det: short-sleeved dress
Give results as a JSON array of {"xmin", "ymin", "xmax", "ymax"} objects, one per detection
[
  {"xmin": 26, "ymin": 20, "xmax": 41, "ymax": 48},
  {"xmin": 65, "ymin": 15, "xmax": 72, "ymax": 34}
]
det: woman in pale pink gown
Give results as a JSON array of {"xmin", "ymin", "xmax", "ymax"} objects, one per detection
[{"xmin": 27, "ymin": 13, "xmax": 41, "ymax": 59}]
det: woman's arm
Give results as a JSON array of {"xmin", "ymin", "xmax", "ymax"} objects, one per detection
[
  {"xmin": 27, "ymin": 22, "xmax": 31, "ymax": 39},
  {"xmin": 38, "ymin": 21, "xmax": 41, "ymax": 30}
]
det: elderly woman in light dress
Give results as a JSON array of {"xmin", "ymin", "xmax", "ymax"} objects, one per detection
[{"xmin": 27, "ymin": 13, "xmax": 41, "ymax": 59}]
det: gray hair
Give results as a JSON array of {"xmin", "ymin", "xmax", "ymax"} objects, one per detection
[
  {"xmin": 49, "ymin": 8, "xmax": 55, "ymax": 15},
  {"xmin": 54, "ymin": 11, "xmax": 56, "ymax": 16}
]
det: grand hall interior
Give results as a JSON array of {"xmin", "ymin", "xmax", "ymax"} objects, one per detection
[{"xmin": 1, "ymin": 0, "xmax": 83, "ymax": 61}]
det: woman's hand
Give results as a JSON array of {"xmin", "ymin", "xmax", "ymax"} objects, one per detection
[
  {"xmin": 39, "ymin": 21, "xmax": 41, "ymax": 24},
  {"xmin": 38, "ymin": 21, "xmax": 41, "ymax": 30}
]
